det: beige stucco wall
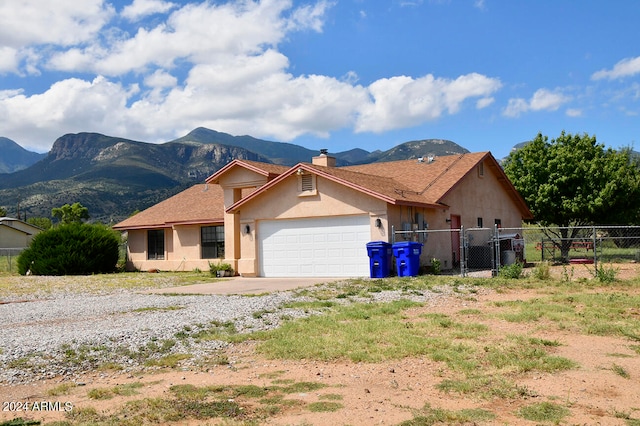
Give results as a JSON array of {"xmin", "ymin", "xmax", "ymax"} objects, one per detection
[
  {"xmin": 234, "ymin": 173, "xmax": 389, "ymax": 276},
  {"xmin": 441, "ymin": 161, "xmax": 523, "ymax": 229},
  {"xmin": 124, "ymin": 226, "xmax": 224, "ymax": 272}
]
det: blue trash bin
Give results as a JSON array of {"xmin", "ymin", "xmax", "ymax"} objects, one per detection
[
  {"xmin": 366, "ymin": 241, "xmax": 392, "ymax": 278},
  {"xmin": 392, "ymin": 241, "xmax": 423, "ymax": 277}
]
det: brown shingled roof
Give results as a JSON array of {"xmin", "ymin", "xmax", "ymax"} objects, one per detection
[{"xmin": 113, "ymin": 184, "xmax": 225, "ymax": 230}]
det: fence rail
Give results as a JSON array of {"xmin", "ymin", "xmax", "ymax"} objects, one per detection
[{"xmin": 393, "ymin": 225, "xmax": 640, "ymax": 277}]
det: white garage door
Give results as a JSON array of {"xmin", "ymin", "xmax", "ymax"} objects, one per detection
[{"xmin": 259, "ymin": 215, "xmax": 371, "ymax": 277}]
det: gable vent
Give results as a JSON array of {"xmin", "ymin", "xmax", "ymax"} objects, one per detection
[{"xmin": 301, "ymin": 174, "xmax": 314, "ymax": 191}]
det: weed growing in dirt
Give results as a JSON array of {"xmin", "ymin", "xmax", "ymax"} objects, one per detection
[
  {"xmin": 517, "ymin": 401, "xmax": 570, "ymax": 423},
  {"xmin": 400, "ymin": 403, "xmax": 496, "ymax": 425},
  {"xmin": 46, "ymin": 382, "xmax": 77, "ymax": 397},
  {"xmin": 87, "ymin": 382, "xmax": 144, "ymax": 400},
  {"xmin": 611, "ymin": 363, "xmax": 631, "ymax": 379}
]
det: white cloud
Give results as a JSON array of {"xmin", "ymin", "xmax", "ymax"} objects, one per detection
[
  {"xmin": 144, "ymin": 70, "xmax": 177, "ymax": 89},
  {"xmin": 286, "ymin": 0, "xmax": 335, "ymax": 32},
  {"xmin": 47, "ymin": 0, "xmax": 294, "ymax": 76},
  {"xmin": 529, "ymin": 88, "xmax": 568, "ymax": 111},
  {"xmin": 121, "ymin": 0, "xmax": 177, "ymax": 21},
  {"xmin": 592, "ymin": 56, "xmax": 640, "ymax": 80},
  {"xmin": 503, "ymin": 98, "xmax": 529, "ymax": 118},
  {"xmin": 503, "ymin": 88, "xmax": 570, "ymax": 118},
  {"xmin": 0, "ymin": 77, "xmax": 134, "ymax": 151},
  {"xmin": 0, "ymin": 47, "xmax": 19, "ymax": 73},
  {"xmin": 566, "ymin": 108, "xmax": 582, "ymax": 117},
  {"xmin": 0, "ymin": 0, "xmax": 506, "ymax": 151},
  {"xmin": 476, "ymin": 97, "xmax": 494, "ymax": 109},
  {"xmin": 0, "ymin": 0, "xmax": 113, "ymax": 48},
  {"xmin": 355, "ymin": 73, "xmax": 502, "ymax": 133}
]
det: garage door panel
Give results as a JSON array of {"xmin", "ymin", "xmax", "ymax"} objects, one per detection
[{"xmin": 259, "ymin": 216, "xmax": 370, "ymax": 277}]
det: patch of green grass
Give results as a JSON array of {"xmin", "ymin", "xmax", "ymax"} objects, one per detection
[
  {"xmin": 115, "ymin": 339, "xmax": 177, "ymax": 363},
  {"xmin": 436, "ymin": 375, "xmax": 536, "ymax": 400},
  {"xmin": 318, "ymin": 393, "xmax": 343, "ymax": 401},
  {"xmin": 46, "ymin": 382, "xmax": 77, "ymax": 397},
  {"xmin": 517, "ymin": 401, "xmax": 570, "ymax": 423},
  {"xmin": 280, "ymin": 381, "xmax": 327, "ymax": 394},
  {"xmin": 400, "ymin": 403, "xmax": 496, "ymax": 425},
  {"xmin": 87, "ymin": 382, "xmax": 144, "ymax": 400},
  {"xmin": 186, "ymin": 319, "xmax": 239, "ymax": 342},
  {"xmin": 0, "ymin": 418, "xmax": 42, "ymax": 425},
  {"xmin": 144, "ymin": 353, "xmax": 191, "ymax": 368},
  {"xmin": 457, "ymin": 308, "xmax": 483, "ymax": 316},
  {"xmin": 307, "ymin": 401, "xmax": 343, "ymax": 412},
  {"xmin": 612, "ymin": 363, "xmax": 631, "ymax": 379}
]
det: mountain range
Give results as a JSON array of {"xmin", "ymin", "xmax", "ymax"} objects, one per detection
[{"xmin": 0, "ymin": 128, "xmax": 469, "ymax": 223}]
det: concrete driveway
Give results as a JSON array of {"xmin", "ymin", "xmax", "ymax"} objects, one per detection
[{"xmin": 146, "ymin": 276, "xmax": 352, "ymax": 295}]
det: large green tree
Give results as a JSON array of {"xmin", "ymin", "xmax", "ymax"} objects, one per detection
[
  {"xmin": 52, "ymin": 202, "xmax": 90, "ymax": 224},
  {"xmin": 503, "ymin": 131, "xmax": 640, "ymax": 258}
]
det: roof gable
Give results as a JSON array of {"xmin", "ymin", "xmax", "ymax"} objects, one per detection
[{"xmin": 206, "ymin": 160, "xmax": 289, "ymax": 185}]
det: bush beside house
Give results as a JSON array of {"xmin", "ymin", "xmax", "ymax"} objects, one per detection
[{"xmin": 17, "ymin": 223, "xmax": 120, "ymax": 275}]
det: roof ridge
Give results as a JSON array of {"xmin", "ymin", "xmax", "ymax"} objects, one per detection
[{"xmin": 417, "ymin": 153, "xmax": 467, "ymax": 195}]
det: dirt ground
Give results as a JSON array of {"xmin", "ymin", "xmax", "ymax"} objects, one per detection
[{"xmin": 2, "ymin": 265, "xmax": 640, "ymax": 425}]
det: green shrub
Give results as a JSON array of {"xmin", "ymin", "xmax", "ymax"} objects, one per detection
[
  {"xmin": 430, "ymin": 258, "xmax": 442, "ymax": 275},
  {"xmin": 498, "ymin": 262, "xmax": 523, "ymax": 279},
  {"xmin": 531, "ymin": 261, "xmax": 551, "ymax": 280},
  {"xmin": 594, "ymin": 264, "xmax": 619, "ymax": 283},
  {"xmin": 17, "ymin": 223, "xmax": 120, "ymax": 275},
  {"xmin": 209, "ymin": 262, "xmax": 234, "ymax": 277}
]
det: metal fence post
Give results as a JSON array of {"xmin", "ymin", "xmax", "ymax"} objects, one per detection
[
  {"xmin": 494, "ymin": 225, "xmax": 501, "ymax": 277},
  {"xmin": 593, "ymin": 225, "xmax": 598, "ymax": 271},
  {"xmin": 459, "ymin": 226, "xmax": 465, "ymax": 277}
]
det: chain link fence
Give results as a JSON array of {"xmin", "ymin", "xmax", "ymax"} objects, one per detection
[
  {"xmin": 0, "ymin": 248, "xmax": 25, "ymax": 273},
  {"xmin": 394, "ymin": 225, "xmax": 640, "ymax": 277}
]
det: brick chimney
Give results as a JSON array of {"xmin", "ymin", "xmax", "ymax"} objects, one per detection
[{"xmin": 312, "ymin": 148, "xmax": 336, "ymax": 167}]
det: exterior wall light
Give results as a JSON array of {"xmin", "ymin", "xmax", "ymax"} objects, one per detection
[
  {"xmin": 375, "ymin": 218, "xmax": 382, "ymax": 228},
  {"xmin": 244, "ymin": 224, "xmax": 250, "ymax": 234}
]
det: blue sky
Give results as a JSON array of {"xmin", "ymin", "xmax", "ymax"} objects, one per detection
[{"xmin": 1, "ymin": 0, "xmax": 639, "ymax": 159}]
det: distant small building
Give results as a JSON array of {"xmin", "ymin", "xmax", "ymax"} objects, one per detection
[{"xmin": 0, "ymin": 217, "xmax": 43, "ymax": 249}]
